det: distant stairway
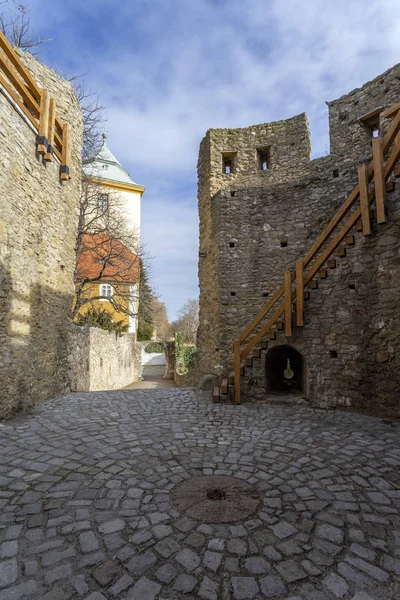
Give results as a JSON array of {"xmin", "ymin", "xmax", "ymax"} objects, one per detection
[{"xmin": 213, "ymin": 105, "xmax": 400, "ymax": 405}]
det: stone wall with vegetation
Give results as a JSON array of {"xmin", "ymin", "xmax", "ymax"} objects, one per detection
[
  {"xmin": 0, "ymin": 51, "xmax": 83, "ymax": 419},
  {"xmin": 196, "ymin": 63, "xmax": 400, "ymax": 414},
  {"xmin": 68, "ymin": 326, "xmax": 141, "ymax": 391}
]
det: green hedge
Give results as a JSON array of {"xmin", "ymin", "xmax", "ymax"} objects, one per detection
[
  {"xmin": 144, "ymin": 342, "xmax": 165, "ymax": 354},
  {"xmin": 175, "ymin": 332, "xmax": 196, "ymax": 374},
  {"xmin": 76, "ymin": 307, "xmax": 128, "ymax": 335},
  {"xmin": 137, "ymin": 322, "xmax": 153, "ymax": 341}
]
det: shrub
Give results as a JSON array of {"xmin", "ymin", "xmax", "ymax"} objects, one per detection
[
  {"xmin": 137, "ymin": 322, "xmax": 153, "ymax": 341},
  {"xmin": 175, "ymin": 332, "xmax": 196, "ymax": 374},
  {"xmin": 76, "ymin": 307, "xmax": 128, "ymax": 335},
  {"xmin": 144, "ymin": 342, "xmax": 165, "ymax": 354}
]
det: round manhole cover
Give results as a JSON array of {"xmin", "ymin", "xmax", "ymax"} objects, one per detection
[{"xmin": 171, "ymin": 475, "xmax": 262, "ymax": 523}]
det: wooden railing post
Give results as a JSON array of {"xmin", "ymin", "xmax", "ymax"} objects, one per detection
[
  {"xmin": 358, "ymin": 164, "xmax": 371, "ymax": 235},
  {"xmin": 284, "ymin": 271, "xmax": 292, "ymax": 337},
  {"xmin": 60, "ymin": 123, "xmax": 70, "ymax": 181},
  {"xmin": 296, "ymin": 260, "xmax": 304, "ymax": 327},
  {"xmin": 372, "ymin": 136, "xmax": 387, "ymax": 224},
  {"xmin": 233, "ymin": 340, "xmax": 241, "ymax": 405},
  {"xmin": 37, "ymin": 89, "xmax": 50, "ymax": 154},
  {"xmin": 44, "ymin": 97, "xmax": 56, "ymax": 162}
]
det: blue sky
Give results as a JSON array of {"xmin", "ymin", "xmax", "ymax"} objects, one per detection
[{"xmin": 15, "ymin": 0, "xmax": 400, "ymax": 320}]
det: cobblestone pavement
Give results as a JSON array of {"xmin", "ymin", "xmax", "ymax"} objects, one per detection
[{"xmin": 0, "ymin": 388, "xmax": 400, "ymax": 600}]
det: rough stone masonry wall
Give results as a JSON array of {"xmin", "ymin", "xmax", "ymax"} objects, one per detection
[
  {"xmin": 196, "ymin": 63, "xmax": 400, "ymax": 415},
  {"xmin": 197, "ymin": 114, "xmax": 311, "ymax": 380},
  {"xmin": 0, "ymin": 51, "xmax": 83, "ymax": 418},
  {"xmin": 68, "ymin": 326, "xmax": 141, "ymax": 392}
]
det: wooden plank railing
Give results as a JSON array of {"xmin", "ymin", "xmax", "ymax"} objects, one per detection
[
  {"xmin": 233, "ymin": 107, "xmax": 400, "ymax": 404},
  {"xmin": 0, "ymin": 30, "xmax": 71, "ymax": 180}
]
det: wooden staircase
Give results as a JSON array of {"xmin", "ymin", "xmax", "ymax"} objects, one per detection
[{"xmin": 213, "ymin": 106, "xmax": 400, "ymax": 405}]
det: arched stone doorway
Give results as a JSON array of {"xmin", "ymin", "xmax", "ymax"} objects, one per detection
[{"xmin": 265, "ymin": 345, "xmax": 304, "ymax": 393}]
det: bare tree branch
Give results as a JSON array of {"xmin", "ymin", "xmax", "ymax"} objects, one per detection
[
  {"xmin": 0, "ymin": 2, "xmax": 51, "ymax": 54},
  {"xmin": 171, "ymin": 299, "xmax": 199, "ymax": 345},
  {"xmin": 73, "ymin": 177, "xmax": 151, "ymax": 323}
]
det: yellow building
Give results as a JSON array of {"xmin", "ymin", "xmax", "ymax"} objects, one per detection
[
  {"xmin": 74, "ymin": 234, "xmax": 140, "ymax": 332},
  {"xmin": 74, "ymin": 132, "xmax": 145, "ymax": 333}
]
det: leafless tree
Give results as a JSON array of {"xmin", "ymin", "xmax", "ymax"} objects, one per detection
[
  {"xmin": 1, "ymin": 1, "xmax": 104, "ymax": 157},
  {"xmin": 71, "ymin": 77, "xmax": 106, "ymax": 159},
  {"xmin": 171, "ymin": 298, "xmax": 199, "ymax": 345},
  {"xmin": 0, "ymin": 1, "xmax": 50, "ymax": 54},
  {"xmin": 150, "ymin": 297, "xmax": 171, "ymax": 340},
  {"xmin": 73, "ymin": 177, "xmax": 146, "ymax": 320}
]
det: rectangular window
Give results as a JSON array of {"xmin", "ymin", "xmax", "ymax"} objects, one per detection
[
  {"xmin": 257, "ymin": 147, "xmax": 270, "ymax": 171},
  {"xmin": 100, "ymin": 283, "xmax": 113, "ymax": 299},
  {"xmin": 222, "ymin": 152, "xmax": 237, "ymax": 174},
  {"xmin": 98, "ymin": 193, "xmax": 109, "ymax": 211},
  {"xmin": 359, "ymin": 109, "xmax": 381, "ymax": 138}
]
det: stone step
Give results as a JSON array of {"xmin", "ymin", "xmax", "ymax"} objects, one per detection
[
  {"xmin": 338, "ymin": 247, "xmax": 347, "ymax": 258},
  {"xmin": 212, "ymin": 386, "xmax": 220, "ymax": 403},
  {"xmin": 221, "ymin": 378, "xmax": 228, "ymax": 394},
  {"xmin": 386, "ymin": 180, "xmax": 395, "ymax": 192},
  {"xmin": 356, "ymin": 220, "xmax": 363, "ymax": 232},
  {"xmin": 345, "ymin": 234, "xmax": 355, "ymax": 246}
]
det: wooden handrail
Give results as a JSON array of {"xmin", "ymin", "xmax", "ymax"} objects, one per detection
[
  {"xmin": 0, "ymin": 31, "xmax": 41, "ymax": 102},
  {"xmin": 0, "ymin": 30, "xmax": 68, "ymax": 173},
  {"xmin": 233, "ymin": 114, "xmax": 400, "ymax": 403}
]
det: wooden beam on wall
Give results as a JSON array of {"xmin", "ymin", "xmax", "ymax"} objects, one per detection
[
  {"xmin": 37, "ymin": 89, "xmax": 50, "ymax": 154},
  {"xmin": 60, "ymin": 123, "xmax": 70, "ymax": 180},
  {"xmin": 296, "ymin": 260, "xmax": 304, "ymax": 327},
  {"xmin": 233, "ymin": 340, "xmax": 241, "ymax": 405},
  {"xmin": 372, "ymin": 136, "xmax": 387, "ymax": 224},
  {"xmin": 44, "ymin": 97, "xmax": 56, "ymax": 161},
  {"xmin": 358, "ymin": 165, "xmax": 371, "ymax": 236},
  {"xmin": 284, "ymin": 271, "xmax": 292, "ymax": 337}
]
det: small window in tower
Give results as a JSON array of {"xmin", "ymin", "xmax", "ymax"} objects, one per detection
[
  {"xmin": 257, "ymin": 147, "xmax": 270, "ymax": 171},
  {"xmin": 98, "ymin": 193, "xmax": 109, "ymax": 211},
  {"xmin": 359, "ymin": 109, "xmax": 382, "ymax": 139},
  {"xmin": 223, "ymin": 157, "xmax": 232, "ymax": 174},
  {"xmin": 222, "ymin": 152, "xmax": 237, "ymax": 174}
]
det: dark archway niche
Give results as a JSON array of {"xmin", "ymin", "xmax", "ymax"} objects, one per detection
[{"xmin": 265, "ymin": 345, "xmax": 304, "ymax": 392}]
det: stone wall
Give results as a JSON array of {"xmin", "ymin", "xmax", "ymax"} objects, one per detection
[
  {"xmin": 197, "ymin": 114, "xmax": 311, "ymax": 377},
  {"xmin": 0, "ymin": 51, "xmax": 83, "ymax": 418},
  {"xmin": 68, "ymin": 326, "xmax": 140, "ymax": 391},
  {"xmin": 196, "ymin": 63, "xmax": 400, "ymax": 415}
]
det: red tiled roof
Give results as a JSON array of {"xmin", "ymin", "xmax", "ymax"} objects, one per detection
[{"xmin": 76, "ymin": 234, "xmax": 140, "ymax": 283}]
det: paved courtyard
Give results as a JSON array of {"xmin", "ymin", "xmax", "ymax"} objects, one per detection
[{"xmin": 0, "ymin": 388, "xmax": 399, "ymax": 600}]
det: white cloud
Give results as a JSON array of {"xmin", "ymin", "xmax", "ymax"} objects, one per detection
[{"xmin": 26, "ymin": 0, "xmax": 400, "ymax": 319}]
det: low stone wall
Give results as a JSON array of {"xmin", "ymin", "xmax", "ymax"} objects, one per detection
[{"xmin": 68, "ymin": 326, "xmax": 140, "ymax": 391}]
